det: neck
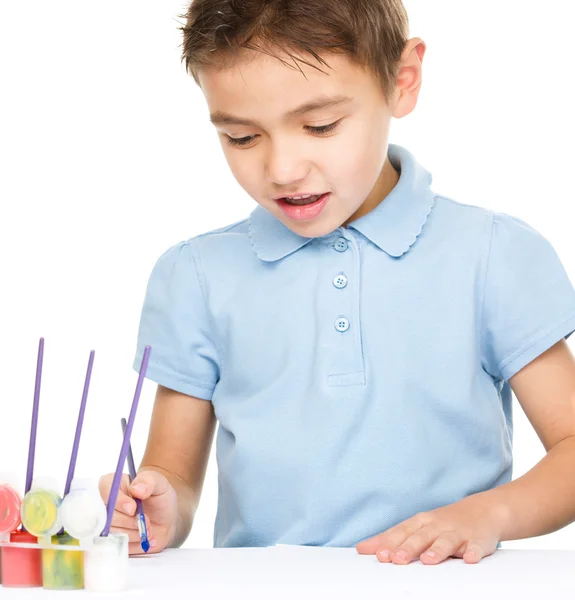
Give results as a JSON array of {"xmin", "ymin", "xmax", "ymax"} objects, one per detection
[{"xmin": 343, "ymin": 158, "xmax": 399, "ymax": 227}]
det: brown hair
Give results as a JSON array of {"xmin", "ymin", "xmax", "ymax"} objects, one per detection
[{"xmin": 179, "ymin": 0, "xmax": 409, "ymax": 103}]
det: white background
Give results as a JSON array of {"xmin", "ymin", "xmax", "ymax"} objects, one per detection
[{"xmin": 1, "ymin": 0, "xmax": 574, "ymax": 550}]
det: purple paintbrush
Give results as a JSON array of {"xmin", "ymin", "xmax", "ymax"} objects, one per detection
[
  {"xmin": 101, "ymin": 346, "xmax": 151, "ymax": 537},
  {"xmin": 121, "ymin": 417, "xmax": 150, "ymax": 553},
  {"xmin": 63, "ymin": 350, "xmax": 95, "ymax": 497},
  {"xmin": 25, "ymin": 337, "xmax": 44, "ymax": 495}
]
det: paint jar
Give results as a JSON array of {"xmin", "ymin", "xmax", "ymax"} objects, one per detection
[
  {"xmin": 0, "ymin": 530, "xmax": 42, "ymax": 587},
  {"xmin": 0, "ymin": 475, "xmax": 24, "ymax": 586},
  {"xmin": 20, "ymin": 477, "xmax": 62, "ymax": 539},
  {"xmin": 60, "ymin": 477, "xmax": 107, "ymax": 541},
  {"xmin": 42, "ymin": 532, "xmax": 84, "ymax": 590},
  {"xmin": 84, "ymin": 533, "xmax": 129, "ymax": 593},
  {"xmin": 0, "ymin": 478, "xmax": 22, "ymax": 537}
]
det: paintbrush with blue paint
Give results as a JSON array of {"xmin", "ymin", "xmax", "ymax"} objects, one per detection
[{"xmin": 120, "ymin": 418, "xmax": 150, "ymax": 553}]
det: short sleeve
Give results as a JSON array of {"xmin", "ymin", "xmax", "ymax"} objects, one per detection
[
  {"xmin": 133, "ymin": 240, "xmax": 220, "ymax": 400},
  {"xmin": 481, "ymin": 213, "xmax": 575, "ymax": 381}
]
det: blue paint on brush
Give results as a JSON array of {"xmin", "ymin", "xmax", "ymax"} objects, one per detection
[{"xmin": 136, "ymin": 512, "xmax": 150, "ymax": 554}]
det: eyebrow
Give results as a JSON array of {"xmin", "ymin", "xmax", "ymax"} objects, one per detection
[{"xmin": 209, "ymin": 94, "xmax": 353, "ymax": 127}]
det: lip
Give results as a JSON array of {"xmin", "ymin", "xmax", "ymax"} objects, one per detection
[
  {"xmin": 273, "ymin": 193, "xmax": 325, "ymax": 201},
  {"xmin": 275, "ymin": 192, "xmax": 331, "ymax": 221}
]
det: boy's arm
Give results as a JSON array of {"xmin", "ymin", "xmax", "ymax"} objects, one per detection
[
  {"xmin": 139, "ymin": 384, "xmax": 216, "ymax": 548},
  {"xmin": 357, "ymin": 339, "xmax": 575, "ymax": 564},
  {"xmin": 491, "ymin": 338, "xmax": 575, "ymax": 539}
]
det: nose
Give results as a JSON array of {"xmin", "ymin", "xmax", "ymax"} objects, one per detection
[{"xmin": 265, "ymin": 137, "xmax": 310, "ymax": 187}]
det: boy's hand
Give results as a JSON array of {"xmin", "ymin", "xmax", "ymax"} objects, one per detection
[
  {"xmin": 99, "ymin": 470, "xmax": 178, "ymax": 555},
  {"xmin": 356, "ymin": 493, "xmax": 508, "ymax": 565}
]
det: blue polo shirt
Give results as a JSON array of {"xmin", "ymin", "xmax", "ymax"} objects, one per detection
[{"xmin": 134, "ymin": 144, "xmax": 575, "ymax": 548}]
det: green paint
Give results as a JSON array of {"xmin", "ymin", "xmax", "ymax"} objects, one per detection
[{"xmin": 42, "ymin": 533, "xmax": 84, "ymax": 590}]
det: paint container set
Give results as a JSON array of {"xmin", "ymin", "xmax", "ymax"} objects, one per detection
[{"xmin": 0, "ymin": 339, "xmax": 152, "ymax": 593}]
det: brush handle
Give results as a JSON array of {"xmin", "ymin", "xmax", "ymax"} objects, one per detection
[
  {"xmin": 64, "ymin": 350, "xmax": 95, "ymax": 497},
  {"xmin": 25, "ymin": 337, "xmax": 44, "ymax": 495},
  {"xmin": 120, "ymin": 417, "xmax": 150, "ymax": 553},
  {"xmin": 120, "ymin": 418, "xmax": 145, "ymax": 517},
  {"xmin": 102, "ymin": 346, "xmax": 150, "ymax": 537}
]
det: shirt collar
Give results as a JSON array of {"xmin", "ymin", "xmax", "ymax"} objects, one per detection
[{"xmin": 248, "ymin": 144, "xmax": 436, "ymax": 262}]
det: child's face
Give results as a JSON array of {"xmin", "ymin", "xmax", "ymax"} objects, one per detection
[{"xmin": 199, "ymin": 44, "xmax": 421, "ymax": 237}]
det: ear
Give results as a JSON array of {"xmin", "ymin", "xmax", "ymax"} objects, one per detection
[{"xmin": 391, "ymin": 37, "xmax": 426, "ymax": 119}]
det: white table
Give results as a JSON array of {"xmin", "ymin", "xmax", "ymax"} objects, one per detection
[{"xmin": 3, "ymin": 546, "xmax": 574, "ymax": 598}]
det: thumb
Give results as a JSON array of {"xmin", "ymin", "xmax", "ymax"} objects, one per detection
[{"xmin": 130, "ymin": 470, "xmax": 170, "ymax": 500}]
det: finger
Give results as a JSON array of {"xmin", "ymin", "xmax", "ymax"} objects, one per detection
[
  {"xmin": 357, "ymin": 515, "xmax": 425, "ymax": 556},
  {"xmin": 111, "ymin": 511, "xmax": 152, "ymax": 531},
  {"xmin": 356, "ymin": 534, "xmax": 383, "ymax": 555},
  {"xmin": 419, "ymin": 531, "xmax": 464, "ymax": 565},
  {"xmin": 384, "ymin": 526, "xmax": 447, "ymax": 564},
  {"xmin": 461, "ymin": 540, "xmax": 493, "ymax": 564},
  {"xmin": 130, "ymin": 470, "xmax": 170, "ymax": 501},
  {"xmin": 113, "ymin": 493, "xmax": 138, "ymax": 516},
  {"xmin": 99, "ymin": 473, "xmax": 131, "ymax": 498},
  {"xmin": 99, "ymin": 474, "xmax": 135, "ymax": 515},
  {"xmin": 128, "ymin": 538, "xmax": 159, "ymax": 556},
  {"xmin": 110, "ymin": 510, "xmax": 138, "ymax": 530},
  {"xmin": 129, "ymin": 542, "xmax": 151, "ymax": 556},
  {"xmin": 110, "ymin": 526, "xmax": 152, "ymax": 544},
  {"xmin": 358, "ymin": 513, "xmax": 429, "ymax": 559},
  {"xmin": 356, "ymin": 526, "xmax": 402, "ymax": 555}
]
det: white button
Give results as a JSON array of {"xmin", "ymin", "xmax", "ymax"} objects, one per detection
[
  {"xmin": 334, "ymin": 238, "xmax": 348, "ymax": 252},
  {"xmin": 333, "ymin": 274, "xmax": 348, "ymax": 289},
  {"xmin": 335, "ymin": 317, "xmax": 350, "ymax": 332}
]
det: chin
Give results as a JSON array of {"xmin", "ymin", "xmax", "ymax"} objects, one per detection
[
  {"xmin": 266, "ymin": 198, "xmax": 348, "ymax": 239},
  {"xmin": 284, "ymin": 217, "xmax": 343, "ymax": 239}
]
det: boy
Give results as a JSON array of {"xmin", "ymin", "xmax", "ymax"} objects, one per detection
[{"xmin": 100, "ymin": 0, "xmax": 575, "ymax": 565}]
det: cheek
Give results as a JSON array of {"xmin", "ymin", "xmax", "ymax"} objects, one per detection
[
  {"xmin": 221, "ymin": 145, "xmax": 262, "ymax": 195},
  {"xmin": 322, "ymin": 129, "xmax": 385, "ymax": 194}
]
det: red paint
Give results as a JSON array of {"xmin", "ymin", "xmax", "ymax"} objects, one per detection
[
  {"xmin": 0, "ymin": 484, "xmax": 22, "ymax": 535},
  {"xmin": 1, "ymin": 531, "xmax": 42, "ymax": 587}
]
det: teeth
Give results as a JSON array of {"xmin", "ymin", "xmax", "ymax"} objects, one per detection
[{"xmin": 282, "ymin": 194, "xmax": 323, "ymax": 206}]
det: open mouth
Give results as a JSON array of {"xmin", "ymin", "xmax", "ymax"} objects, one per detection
[
  {"xmin": 280, "ymin": 194, "xmax": 325, "ymax": 206},
  {"xmin": 275, "ymin": 193, "xmax": 331, "ymax": 221}
]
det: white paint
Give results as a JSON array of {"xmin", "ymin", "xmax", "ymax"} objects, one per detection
[
  {"xmin": 84, "ymin": 533, "xmax": 129, "ymax": 593},
  {"xmin": 60, "ymin": 490, "xmax": 107, "ymax": 540},
  {"xmin": 68, "ymin": 477, "xmax": 98, "ymax": 493}
]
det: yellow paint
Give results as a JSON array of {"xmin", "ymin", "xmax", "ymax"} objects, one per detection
[{"xmin": 21, "ymin": 490, "xmax": 61, "ymax": 537}]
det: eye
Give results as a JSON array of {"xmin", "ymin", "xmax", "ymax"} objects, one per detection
[
  {"xmin": 305, "ymin": 120, "xmax": 342, "ymax": 136},
  {"xmin": 225, "ymin": 119, "xmax": 343, "ymax": 149},
  {"xmin": 226, "ymin": 135, "xmax": 257, "ymax": 148}
]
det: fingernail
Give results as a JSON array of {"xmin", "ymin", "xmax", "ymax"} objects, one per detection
[
  {"xmin": 123, "ymin": 503, "xmax": 134, "ymax": 514},
  {"xmin": 393, "ymin": 550, "xmax": 408, "ymax": 561},
  {"xmin": 377, "ymin": 549, "xmax": 390, "ymax": 560},
  {"xmin": 424, "ymin": 550, "xmax": 436, "ymax": 558},
  {"xmin": 150, "ymin": 539, "xmax": 157, "ymax": 548},
  {"xmin": 133, "ymin": 484, "xmax": 147, "ymax": 494}
]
